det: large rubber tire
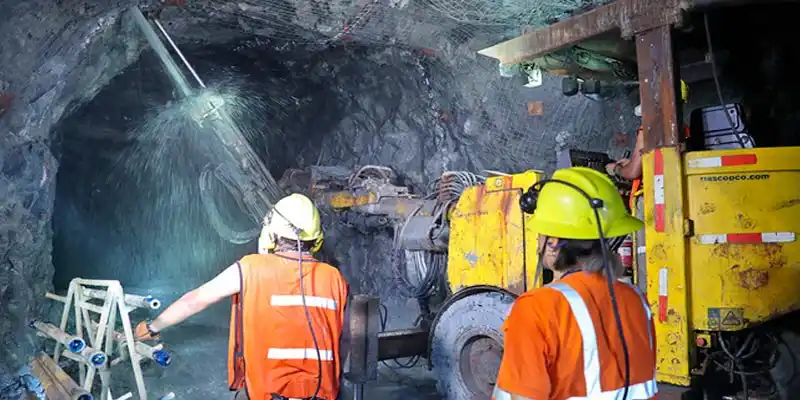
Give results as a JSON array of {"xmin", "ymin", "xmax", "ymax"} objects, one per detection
[
  {"xmin": 430, "ymin": 291, "xmax": 515, "ymax": 400},
  {"xmin": 770, "ymin": 329, "xmax": 800, "ymax": 399}
]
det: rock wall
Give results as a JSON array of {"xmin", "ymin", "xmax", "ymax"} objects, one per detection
[
  {"xmin": 0, "ymin": 2, "xmax": 146, "ymax": 384},
  {"xmin": 50, "ymin": 35, "xmax": 638, "ymax": 296}
]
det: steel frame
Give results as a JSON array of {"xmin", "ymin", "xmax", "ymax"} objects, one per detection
[
  {"xmin": 478, "ymin": 0, "xmax": 799, "ymax": 148},
  {"xmin": 475, "ymin": 0, "xmax": 692, "ymax": 394},
  {"xmin": 478, "ymin": 0, "xmax": 691, "ymax": 150},
  {"xmin": 477, "ymin": 0, "xmax": 685, "ymax": 65}
]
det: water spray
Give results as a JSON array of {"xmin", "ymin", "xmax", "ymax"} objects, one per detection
[{"xmin": 129, "ymin": 6, "xmax": 285, "ymax": 243}]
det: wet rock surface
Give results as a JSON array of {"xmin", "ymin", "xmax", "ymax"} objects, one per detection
[{"xmin": 0, "ymin": 3, "xmax": 144, "ymax": 379}]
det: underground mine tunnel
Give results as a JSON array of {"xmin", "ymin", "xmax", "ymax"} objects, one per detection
[
  {"xmin": 8, "ymin": 1, "xmax": 800, "ymax": 400},
  {"xmin": 1, "ymin": 3, "xmax": 631, "ymax": 395},
  {"xmin": 47, "ymin": 38, "xmax": 462, "ymax": 399}
]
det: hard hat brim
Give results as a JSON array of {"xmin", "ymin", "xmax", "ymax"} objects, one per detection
[
  {"xmin": 534, "ymin": 213, "xmax": 644, "ymax": 240},
  {"xmin": 604, "ymin": 214, "xmax": 645, "ymax": 238}
]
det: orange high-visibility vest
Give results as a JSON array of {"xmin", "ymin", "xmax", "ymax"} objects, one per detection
[
  {"xmin": 227, "ymin": 252, "xmax": 348, "ymax": 400},
  {"xmin": 492, "ymin": 272, "xmax": 657, "ymax": 400}
]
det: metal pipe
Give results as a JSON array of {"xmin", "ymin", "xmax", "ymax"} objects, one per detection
[
  {"xmin": 152, "ymin": 18, "xmax": 206, "ymax": 89},
  {"xmin": 90, "ymin": 321, "xmax": 172, "ymax": 367},
  {"xmin": 75, "ymin": 346, "xmax": 107, "ymax": 367},
  {"xmin": 30, "ymin": 353, "xmax": 94, "ymax": 400},
  {"xmin": 81, "ymin": 288, "xmax": 161, "ymax": 310},
  {"xmin": 353, "ymin": 384, "xmax": 364, "ymax": 400},
  {"xmin": 30, "ymin": 321, "xmax": 86, "ymax": 354},
  {"xmin": 134, "ymin": 341, "xmax": 172, "ymax": 367},
  {"xmin": 377, "ymin": 328, "xmax": 429, "ymax": 360},
  {"xmin": 129, "ymin": 6, "xmax": 193, "ymax": 98},
  {"xmin": 45, "ymin": 292, "xmax": 67, "ymax": 303}
]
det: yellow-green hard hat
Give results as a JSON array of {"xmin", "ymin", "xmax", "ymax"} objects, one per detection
[
  {"xmin": 258, "ymin": 193, "xmax": 323, "ymax": 253},
  {"xmin": 531, "ymin": 167, "xmax": 643, "ymax": 240}
]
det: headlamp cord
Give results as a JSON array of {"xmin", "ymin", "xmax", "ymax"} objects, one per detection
[
  {"xmin": 271, "ymin": 207, "xmax": 323, "ymax": 399},
  {"xmin": 525, "ymin": 179, "xmax": 631, "ymax": 400},
  {"xmin": 296, "ymin": 237, "xmax": 323, "ymax": 400}
]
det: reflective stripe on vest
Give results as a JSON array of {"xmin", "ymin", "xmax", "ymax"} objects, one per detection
[
  {"xmin": 267, "ymin": 348, "xmax": 333, "ymax": 361},
  {"xmin": 492, "ymin": 386, "xmax": 530, "ymax": 400},
  {"xmin": 267, "ymin": 294, "xmax": 337, "ymax": 362},
  {"xmin": 266, "ymin": 295, "xmax": 338, "ymax": 361},
  {"xmin": 271, "ymin": 295, "xmax": 338, "ymax": 310},
  {"xmin": 549, "ymin": 282, "xmax": 657, "ymax": 400}
]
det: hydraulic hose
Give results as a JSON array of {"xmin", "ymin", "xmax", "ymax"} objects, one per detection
[
  {"xmin": 295, "ymin": 237, "xmax": 323, "ymax": 400},
  {"xmin": 199, "ymin": 165, "xmax": 261, "ymax": 244}
]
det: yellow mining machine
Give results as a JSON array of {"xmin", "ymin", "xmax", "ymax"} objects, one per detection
[
  {"xmin": 279, "ymin": 165, "xmax": 549, "ymax": 398},
  {"xmin": 471, "ymin": 1, "xmax": 800, "ymax": 399},
  {"xmin": 283, "ymin": 3, "xmax": 800, "ymax": 400},
  {"xmin": 285, "ymin": 143, "xmax": 800, "ymax": 399}
]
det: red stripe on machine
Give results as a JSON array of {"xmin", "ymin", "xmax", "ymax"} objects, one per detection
[
  {"xmin": 658, "ymin": 268, "xmax": 668, "ymax": 323},
  {"xmin": 687, "ymin": 154, "xmax": 757, "ymax": 169},
  {"xmin": 653, "ymin": 149, "xmax": 665, "ymax": 233},
  {"xmin": 697, "ymin": 232, "xmax": 796, "ymax": 245}
]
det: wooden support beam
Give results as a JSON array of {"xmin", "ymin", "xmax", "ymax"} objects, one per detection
[
  {"xmin": 477, "ymin": 0, "xmax": 685, "ymax": 65},
  {"xmin": 635, "ymin": 26, "xmax": 682, "ymax": 150}
]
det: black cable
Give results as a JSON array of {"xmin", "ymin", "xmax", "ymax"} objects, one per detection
[
  {"xmin": 592, "ymin": 205, "xmax": 631, "ymax": 400},
  {"xmin": 704, "ymin": 12, "xmax": 748, "ymax": 149},
  {"xmin": 267, "ymin": 202, "xmax": 324, "ymax": 399},
  {"xmin": 714, "ymin": 332, "xmax": 781, "ymax": 399},
  {"xmin": 525, "ymin": 179, "xmax": 631, "ymax": 400},
  {"xmin": 296, "ymin": 237, "xmax": 323, "ymax": 400}
]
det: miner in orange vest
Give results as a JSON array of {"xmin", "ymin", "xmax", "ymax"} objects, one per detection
[
  {"xmin": 134, "ymin": 193, "xmax": 348, "ymax": 400},
  {"xmin": 492, "ymin": 167, "xmax": 657, "ymax": 400},
  {"xmin": 605, "ymin": 80, "xmax": 689, "ymax": 291}
]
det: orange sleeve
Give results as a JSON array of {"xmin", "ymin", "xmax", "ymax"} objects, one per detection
[{"xmin": 495, "ymin": 295, "xmax": 553, "ymax": 399}]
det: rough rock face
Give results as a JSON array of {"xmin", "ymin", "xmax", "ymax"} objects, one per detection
[
  {"xmin": 0, "ymin": 1, "xmax": 146, "ymax": 383},
  {"xmin": 49, "ymin": 39, "xmax": 629, "ymax": 294},
  {"xmin": 1, "ymin": 0, "xmax": 635, "ymax": 394}
]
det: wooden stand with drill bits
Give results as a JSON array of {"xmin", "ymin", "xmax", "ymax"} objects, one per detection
[{"xmin": 45, "ymin": 278, "xmax": 169, "ymax": 400}]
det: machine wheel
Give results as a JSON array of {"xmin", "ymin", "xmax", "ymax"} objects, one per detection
[
  {"xmin": 770, "ymin": 329, "xmax": 800, "ymax": 399},
  {"xmin": 430, "ymin": 290, "xmax": 515, "ymax": 400}
]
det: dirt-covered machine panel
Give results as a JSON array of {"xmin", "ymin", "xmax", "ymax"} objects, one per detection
[
  {"xmin": 446, "ymin": 171, "xmax": 543, "ymax": 295},
  {"xmin": 684, "ymin": 147, "xmax": 800, "ymax": 330}
]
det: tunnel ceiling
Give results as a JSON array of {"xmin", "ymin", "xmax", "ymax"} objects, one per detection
[{"xmin": 0, "ymin": 0, "xmax": 634, "ymax": 386}]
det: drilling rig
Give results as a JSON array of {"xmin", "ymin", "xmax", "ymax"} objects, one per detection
[{"xmin": 284, "ymin": 2, "xmax": 800, "ymax": 398}]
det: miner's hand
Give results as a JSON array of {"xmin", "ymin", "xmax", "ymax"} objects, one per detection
[
  {"xmin": 135, "ymin": 321, "xmax": 161, "ymax": 341},
  {"xmin": 606, "ymin": 159, "xmax": 630, "ymax": 177}
]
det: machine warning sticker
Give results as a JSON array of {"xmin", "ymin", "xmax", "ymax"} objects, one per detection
[
  {"xmin": 700, "ymin": 174, "xmax": 770, "ymax": 182},
  {"xmin": 708, "ymin": 307, "xmax": 744, "ymax": 329}
]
